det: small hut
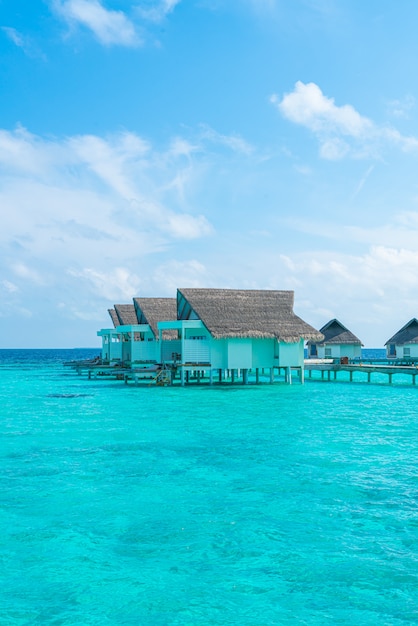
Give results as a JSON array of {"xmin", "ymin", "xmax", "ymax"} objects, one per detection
[
  {"xmin": 307, "ymin": 319, "xmax": 362, "ymax": 360},
  {"xmin": 385, "ymin": 318, "xmax": 418, "ymax": 359}
]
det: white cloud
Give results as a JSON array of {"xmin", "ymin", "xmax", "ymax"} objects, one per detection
[
  {"xmin": 168, "ymin": 137, "xmax": 199, "ymax": 158},
  {"xmin": 0, "ymin": 124, "xmax": 217, "ymax": 327},
  {"xmin": 199, "ymin": 124, "xmax": 254, "ymax": 155},
  {"xmin": 68, "ymin": 267, "xmax": 141, "ymax": 300},
  {"xmin": 272, "ymin": 81, "xmax": 418, "ymax": 160},
  {"xmin": 69, "ymin": 133, "xmax": 143, "ymax": 198},
  {"xmin": 0, "ymin": 127, "xmax": 213, "ymax": 251},
  {"xmin": 0, "ymin": 126, "xmax": 62, "ymax": 177},
  {"xmin": 53, "ymin": 0, "xmax": 140, "ymax": 46},
  {"xmin": 387, "ymin": 95, "xmax": 415, "ymax": 119},
  {"xmin": 319, "ymin": 137, "xmax": 349, "ymax": 160},
  {"xmin": 1, "ymin": 27, "xmax": 46, "ymax": 59},
  {"xmin": 274, "ymin": 81, "xmax": 372, "ymax": 136},
  {"xmin": 283, "ymin": 210, "xmax": 418, "ymax": 251},
  {"xmin": 150, "ymin": 259, "xmax": 208, "ymax": 294},
  {"xmin": 163, "ymin": 213, "xmax": 213, "ymax": 239},
  {"xmin": 2, "ymin": 27, "xmax": 25, "ymax": 47},
  {"xmin": 135, "ymin": 0, "xmax": 181, "ymax": 23},
  {"xmin": 277, "ymin": 245, "xmax": 418, "ymax": 345},
  {"xmin": 351, "ymin": 165, "xmax": 375, "ymax": 199},
  {"xmin": 12, "ymin": 263, "xmax": 47, "ymax": 286},
  {"xmin": 1, "ymin": 280, "xmax": 19, "ymax": 293}
]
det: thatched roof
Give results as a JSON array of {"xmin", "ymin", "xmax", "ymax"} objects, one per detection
[
  {"xmin": 133, "ymin": 297, "xmax": 177, "ymax": 338},
  {"xmin": 108, "ymin": 308, "xmax": 119, "ymax": 328},
  {"xmin": 114, "ymin": 304, "xmax": 138, "ymax": 326},
  {"xmin": 385, "ymin": 318, "xmax": 418, "ymax": 345},
  {"xmin": 307, "ymin": 318, "xmax": 363, "ymax": 346},
  {"xmin": 177, "ymin": 288, "xmax": 323, "ymax": 343}
]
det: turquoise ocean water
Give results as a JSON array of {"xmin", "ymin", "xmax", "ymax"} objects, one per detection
[{"xmin": 0, "ymin": 349, "xmax": 417, "ymax": 625}]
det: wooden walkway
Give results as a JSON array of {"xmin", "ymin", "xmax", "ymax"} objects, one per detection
[
  {"xmin": 64, "ymin": 360, "xmax": 302, "ymax": 386},
  {"xmin": 65, "ymin": 358, "xmax": 418, "ymax": 387},
  {"xmin": 304, "ymin": 361, "xmax": 418, "ymax": 385}
]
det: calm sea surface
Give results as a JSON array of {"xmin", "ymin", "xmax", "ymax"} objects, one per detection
[{"xmin": 0, "ymin": 349, "xmax": 417, "ymax": 625}]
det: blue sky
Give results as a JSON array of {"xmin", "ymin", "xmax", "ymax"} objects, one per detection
[{"xmin": 2, "ymin": 0, "xmax": 418, "ymax": 347}]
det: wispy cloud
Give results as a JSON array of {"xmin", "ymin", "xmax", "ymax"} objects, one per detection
[
  {"xmin": 351, "ymin": 164, "xmax": 374, "ymax": 199},
  {"xmin": 150, "ymin": 259, "xmax": 208, "ymax": 293},
  {"xmin": 0, "ymin": 124, "xmax": 219, "ymax": 329},
  {"xmin": 278, "ymin": 245, "xmax": 418, "ymax": 344},
  {"xmin": 135, "ymin": 0, "xmax": 181, "ymax": 23},
  {"xmin": 1, "ymin": 280, "xmax": 19, "ymax": 294},
  {"xmin": 1, "ymin": 27, "xmax": 46, "ymax": 59},
  {"xmin": 282, "ymin": 210, "xmax": 418, "ymax": 250},
  {"xmin": 387, "ymin": 95, "xmax": 415, "ymax": 119},
  {"xmin": 281, "ymin": 245, "xmax": 418, "ymax": 299},
  {"xmin": 271, "ymin": 81, "xmax": 418, "ymax": 159},
  {"xmin": 199, "ymin": 124, "xmax": 254, "ymax": 155},
  {"xmin": 67, "ymin": 266, "xmax": 141, "ymax": 300},
  {"xmin": 52, "ymin": 0, "xmax": 141, "ymax": 46},
  {"xmin": 2, "ymin": 26, "xmax": 26, "ymax": 47},
  {"xmin": 0, "ymin": 126, "xmax": 213, "ymax": 251}
]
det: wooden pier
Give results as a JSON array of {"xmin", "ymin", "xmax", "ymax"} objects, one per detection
[
  {"xmin": 64, "ymin": 359, "xmax": 304, "ymax": 386},
  {"xmin": 304, "ymin": 360, "xmax": 418, "ymax": 385},
  {"xmin": 65, "ymin": 358, "xmax": 418, "ymax": 387}
]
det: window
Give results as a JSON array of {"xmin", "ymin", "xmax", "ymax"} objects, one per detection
[
  {"xmin": 404, "ymin": 347, "xmax": 410, "ymax": 357},
  {"xmin": 324, "ymin": 347, "xmax": 332, "ymax": 357}
]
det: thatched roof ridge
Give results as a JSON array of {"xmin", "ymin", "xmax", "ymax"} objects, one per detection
[
  {"xmin": 178, "ymin": 288, "xmax": 323, "ymax": 342},
  {"xmin": 114, "ymin": 304, "xmax": 138, "ymax": 326},
  {"xmin": 108, "ymin": 308, "xmax": 119, "ymax": 328},
  {"xmin": 307, "ymin": 318, "xmax": 363, "ymax": 346},
  {"xmin": 133, "ymin": 297, "xmax": 177, "ymax": 338},
  {"xmin": 385, "ymin": 318, "xmax": 418, "ymax": 345}
]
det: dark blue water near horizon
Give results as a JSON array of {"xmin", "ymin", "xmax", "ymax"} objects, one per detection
[{"xmin": 0, "ymin": 348, "xmax": 416, "ymax": 625}]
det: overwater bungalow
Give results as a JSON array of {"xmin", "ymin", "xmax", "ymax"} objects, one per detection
[
  {"xmin": 97, "ymin": 306, "xmax": 132, "ymax": 363},
  {"xmin": 97, "ymin": 288, "xmax": 323, "ymax": 384},
  {"xmin": 157, "ymin": 288, "xmax": 323, "ymax": 384},
  {"xmin": 98, "ymin": 298, "xmax": 177, "ymax": 365},
  {"xmin": 385, "ymin": 318, "xmax": 418, "ymax": 359},
  {"xmin": 307, "ymin": 318, "xmax": 362, "ymax": 360}
]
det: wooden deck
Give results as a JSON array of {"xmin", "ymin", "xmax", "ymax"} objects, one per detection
[
  {"xmin": 64, "ymin": 360, "xmax": 303, "ymax": 386},
  {"xmin": 304, "ymin": 361, "xmax": 418, "ymax": 384},
  {"xmin": 64, "ymin": 358, "xmax": 418, "ymax": 387}
]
